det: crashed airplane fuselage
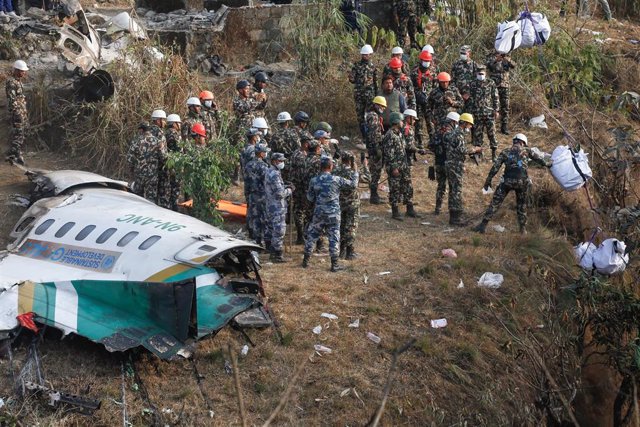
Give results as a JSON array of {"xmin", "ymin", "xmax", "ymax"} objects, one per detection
[{"xmin": 0, "ymin": 170, "xmax": 268, "ymax": 359}]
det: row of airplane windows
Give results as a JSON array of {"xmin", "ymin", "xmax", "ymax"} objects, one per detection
[{"xmin": 33, "ymin": 218, "xmax": 161, "ymax": 250}]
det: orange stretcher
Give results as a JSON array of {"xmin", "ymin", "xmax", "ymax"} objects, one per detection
[{"xmin": 179, "ymin": 199, "xmax": 247, "ymax": 222}]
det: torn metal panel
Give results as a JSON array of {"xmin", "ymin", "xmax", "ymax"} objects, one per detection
[
  {"xmin": 26, "ymin": 169, "xmax": 130, "ymax": 198},
  {"xmin": 23, "ymin": 381, "xmax": 101, "ymax": 415}
]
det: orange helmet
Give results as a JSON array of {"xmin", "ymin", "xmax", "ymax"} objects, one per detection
[
  {"xmin": 389, "ymin": 57, "xmax": 403, "ymax": 69},
  {"xmin": 199, "ymin": 90, "xmax": 214, "ymax": 100},
  {"xmin": 192, "ymin": 123, "xmax": 206, "ymax": 137},
  {"xmin": 437, "ymin": 72, "xmax": 451, "ymax": 82},
  {"xmin": 419, "ymin": 51, "xmax": 433, "ymax": 61}
]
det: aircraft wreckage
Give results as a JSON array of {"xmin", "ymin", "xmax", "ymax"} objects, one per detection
[{"xmin": 0, "ymin": 170, "xmax": 272, "ymax": 360}]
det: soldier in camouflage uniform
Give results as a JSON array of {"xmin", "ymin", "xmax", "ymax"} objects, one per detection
[
  {"xmin": 349, "ymin": 45, "xmax": 378, "ymax": 139},
  {"xmin": 451, "ymin": 45, "xmax": 478, "ymax": 96},
  {"xmin": 402, "ymin": 109, "xmax": 426, "ymax": 167},
  {"xmin": 233, "ymin": 80, "xmax": 265, "ymax": 146},
  {"xmin": 382, "ymin": 46, "xmax": 411, "ymax": 78},
  {"xmin": 364, "ymin": 96, "xmax": 387, "ymax": 205},
  {"xmin": 302, "ymin": 156, "xmax": 358, "ymax": 272},
  {"xmin": 293, "ymin": 111, "xmax": 313, "ymax": 143},
  {"xmin": 473, "ymin": 133, "xmax": 551, "ymax": 235},
  {"xmin": 432, "ymin": 112, "xmax": 459, "ymax": 215},
  {"xmin": 443, "ymin": 113, "xmax": 481, "ymax": 225},
  {"xmin": 127, "ymin": 122, "xmax": 166, "ymax": 205},
  {"xmin": 241, "ymin": 128, "xmax": 263, "ymax": 173},
  {"xmin": 389, "ymin": 57, "xmax": 416, "ymax": 110},
  {"xmin": 252, "ymin": 72, "xmax": 269, "ymax": 118},
  {"xmin": 486, "ymin": 52, "xmax": 516, "ymax": 135},
  {"xmin": 411, "ymin": 50, "xmax": 437, "ymax": 147},
  {"xmin": 264, "ymin": 153, "xmax": 291, "ymax": 262},
  {"xmin": 290, "ymin": 138, "xmax": 311, "ymax": 244},
  {"xmin": 426, "ymin": 72, "xmax": 463, "ymax": 130},
  {"xmin": 270, "ymin": 112, "xmax": 300, "ymax": 182},
  {"xmin": 383, "ymin": 112, "xmax": 419, "ymax": 220},
  {"xmin": 182, "ymin": 97, "xmax": 204, "ymax": 141},
  {"xmin": 199, "ymin": 90, "xmax": 221, "ymax": 139},
  {"xmin": 244, "ymin": 144, "xmax": 269, "ymax": 246},
  {"xmin": 5, "ymin": 60, "xmax": 29, "ymax": 165},
  {"xmin": 393, "ymin": 0, "xmax": 418, "ymax": 49},
  {"xmin": 465, "ymin": 65, "xmax": 500, "ymax": 160},
  {"xmin": 159, "ymin": 114, "xmax": 183, "ymax": 210},
  {"xmin": 333, "ymin": 151, "xmax": 360, "ymax": 260}
]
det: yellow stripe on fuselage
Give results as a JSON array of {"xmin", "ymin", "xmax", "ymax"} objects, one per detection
[
  {"xmin": 145, "ymin": 264, "xmax": 193, "ymax": 282},
  {"xmin": 18, "ymin": 281, "xmax": 36, "ymax": 314}
]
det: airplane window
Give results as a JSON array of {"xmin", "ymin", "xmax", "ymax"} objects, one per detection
[
  {"xmin": 75, "ymin": 225, "xmax": 96, "ymax": 241},
  {"xmin": 198, "ymin": 245, "xmax": 216, "ymax": 252},
  {"xmin": 139, "ymin": 235, "xmax": 161, "ymax": 250},
  {"xmin": 34, "ymin": 219, "xmax": 55, "ymax": 235},
  {"xmin": 15, "ymin": 216, "xmax": 36, "ymax": 233},
  {"xmin": 55, "ymin": 222, "xmax": 76, "ymax": 238},
  {"xmin": 117, "ymin": 231, "xmax": 139, "ymax": 247},
  {"xmin": 96, "ymin": 228, "xmax": 117, "ymax": 244}
]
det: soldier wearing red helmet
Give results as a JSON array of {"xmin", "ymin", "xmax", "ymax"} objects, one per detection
[
  {"xmin": 387, "ymin": 56, "xmax": 416, "ymax": 111},
  {"xmin": 411, "ymin": 49, "xmax": 438, "ymax": 147}
]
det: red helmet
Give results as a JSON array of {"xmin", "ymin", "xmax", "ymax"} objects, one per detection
[
  {"xmin": 199, "ymin": 90, "xmax": 214, "ymax": 100},
  {"xmin": 419, "ymin": 51, "xmax": 433, "ymax": 61},
  {"xmin": 389, "ymin": 57, "xmax": 403, "ymax": 69},
  {"xmin": 437, "ymin": 72, "xmax": 451, "ymax": 82},
  {"xmin": 192, "ymin": 123, "xmax": 206, "ymax": 137}
]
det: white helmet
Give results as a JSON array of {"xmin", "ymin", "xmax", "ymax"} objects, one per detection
[
  {"xmin": 13, "ymin": 60, "xmax": 29, "ymax": 71},
  {"xmin": 513, "ymin": 133, "xmax": 528, "ymax": 146},
  {"xmin": 360, "ymin": 44, "xmax": 373, "ymax": 55},
  {"xmin": 391, "ymin": 46, "xmax": 403, "ymax": 55},
  {"xmin": 167, "ymin": 114, "xmax": 181, "ymax": 123},
  {"xmin": 252, "ymin": 117, "xmax": 269, "ymax": 129},
  {"xmin": 276, "ymin": 111, "xmax": 292, "ymax": 122},
  {"xmin": 422, "ymin": 44, "xmax": 435, "ymax": 55},
  {"xmin": 446, "ymin": 112, "xmax": 460, "ymax": 122},
  {"xmin": 151, "ymin": 109, "xmax": 167, "ymax": 120},
  {"xmin": 403, "ymin": 109, "xmax": 417, "ymax": 119},
  {"xmin": 186, "ymin": 97, "xmax": 201, "ymax": 106}
]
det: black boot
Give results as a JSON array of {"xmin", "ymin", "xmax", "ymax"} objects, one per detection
[
  {"xmin": 472, "ymin": 220, "xmax": 489, "ymax": 234},
  {"xmin": 330, "ymin": 257, "xmax": 345, "ymax": 272},
  {"xmin": 491, "ymin": 148, "xmax": 497, "ymax": 162},
  {"xmin": 315, "ymin": 238, "xmax": 328, "ymax": 254},
  {"xmin": 302, "ymin": 253, "xmax": 310, "ymax": 268},
  {"xmin": 295, "ymin": 225, "xmax": 304, "ymax": 245},
  {"xmin": 270, "ymin": 250, "xmax": 287, "ymax": 263},
  {"xmin": 264, "ymin": 240, "xmax": 271, "ymax": 252},
  {"xmin": 434, "ymin": 199, "xmax": 442, "ymax": 215},
  {"xmin": 501, "ymin": 122, "xmax": 509, "ymax": 135},
  {"xmin": 449, "ymin": 210, "xmax": 466, "ymax": 226},
  {"xmin": 345, "ymin": 245, "xmax": 358, "ymax": 260},
  {"xmin": 391, "ymin": 204, "xmax": 403, "ymax": 221},
  {"xmin": 370, "ymin": 188, "xmax": 383, "ymax": 205},
  {"xmin": 406, "ymin": 203, "xmax": 421, "ymax": 218}
]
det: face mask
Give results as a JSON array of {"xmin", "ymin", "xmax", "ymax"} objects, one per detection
[
  {"xmin": 460, "ymin": 54, "xmax": 468, "ymax": 61},
  {"xmin": 477, "ymin": 74, "xmax": 486, "ymax": 81},
  {"xmin": 262, "ymin": 129, "xmax": 268, "ymax": 136},
  {"xmin": 204, "ymin": 100, "xmax": 213, "ymax": 108},
  {"xmin": 276, "ymin": 162, "xmax": 285, "ymax": 170},
  {"xmin": 464, "ymin": 127, "xmax": 471, "ymax": 134},
  {"xmin": 421, "ymin": 61, "xmax": 430, "ymax": 68}
]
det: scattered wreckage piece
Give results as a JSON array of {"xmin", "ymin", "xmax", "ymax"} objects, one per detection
[
  {"xmin": 0, "ymin": 170, "xmax": 271, "ymax": 360},
  {"xmin": 23, "ymin": 381, "xmax": 101, "ymax": 415}
]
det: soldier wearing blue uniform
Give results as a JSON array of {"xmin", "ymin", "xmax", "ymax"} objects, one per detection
[
  {"xmin": 244, "ymin": 144, "xmax": 269, "ymax": 246},
  {"xmin": 264, "ymin": 153, "xmax": 292, "ymax": 262},
  {"xmin": 302, "ymin": 157, "xmax": 359, "ymax": 272}
]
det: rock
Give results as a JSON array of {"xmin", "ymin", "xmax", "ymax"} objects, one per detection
[
  {"xmin": 144, "ymin": 10, "xmax": 156, "ymax": 18},
  {"xmin": 169, "ymin": 9, "xmax": 187, "ymax": 15},
  {"xmin": 40, "ymin": 41, "xmax": 53, "ymax": 52},
  {"xmin": 40, "ymin": 53, "xmax": 58, "ymax": 64},
  {"xmin": 198, "ymin": 59, "xmax": 212, "ymax": 73},
  {"xmin": 152, "ymin": 13, "xmax": 168, "ymax": 22},
  {"xmin": 136, "ymin": 8, "xmax": 149, "ymax": 15}
]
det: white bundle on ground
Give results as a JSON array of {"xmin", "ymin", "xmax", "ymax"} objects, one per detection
[
  {"xmin": 495, "ymin": 20, "xmax": 522, "ymax": 54},
  {"xmin": 519, "ymin": 11, "xmax": 551, "ymax": 48},
  {"xmin": 574, "ymin": 242, "xmax": 597, "ymax": 270},
  {"xmin": 592, "ymin": 239, "xmax": 629, "ymax": 275},
  {"xmin": 550, "ymin": 145, "xmax": 592, "ymax": 191}
]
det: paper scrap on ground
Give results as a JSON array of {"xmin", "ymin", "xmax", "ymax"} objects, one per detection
[
  {"xmin": 348, "ymin": 318, "xmax": 360, "ymax": 328},
  {"xmin": 430, "ymin": 318, "xmax": 448, "ymax": 328},
  {"xmin": 366, "ymin": 332, "xmax": 381, "ymax": 344},
  {"xmin": 457, "ymin": 280, "xmax": 464, "ymax": 289},
  {"xmin": 377, "ymin": 271, "xmax": 391, "ymax": 276},
  {"xmin": 312, "ymin": 325, "xmax": 322, "ymax": 335},
  {"xmin": 441, "ymin": 248, "xmax": 457, "ymax": 258},
  {"xmin": 314, "ymin": 344, "xmax": 332, "ymax": 354},
  {"xmin": 321, "ymin": 313, "xmax": 338, "ymax": 320},
  {"xmin": 477, "ymin": 272, "xmax": 504, "ymax": 289},
  {"xmin": 241, "ymin": 345, "xmax": 249, "ymax": 356},
  {"xmin": 492, "ymin": 224, "xmax": 506, "ymax": 233}
]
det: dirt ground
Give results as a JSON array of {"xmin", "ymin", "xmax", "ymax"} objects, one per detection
[{"xmin": 0, "ymin": 9, "xmax": 639, "ymax": 426}]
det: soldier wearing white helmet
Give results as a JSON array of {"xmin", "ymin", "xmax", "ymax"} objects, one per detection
[
  {"xmin": 182, "ymin": 97, "xmax": 203, "ymax": 140},
  {"xmin": 270, "ymin": 112, "xmax": 300, "ymax": 170},
  {"xmin": 473, "ymin": 133, "xmax": 552, "ymax": 235},
  {"xmin": 400, "ymin": 108, "xmax": 426, "ymax": 168},
  {"xmin": 349, "ymin": 44, "xmax": 378, "ymax": 139},
  {"xmin": 5, "ymin": 60, "xmax": 30, "ymax": 165},
  {"xmin": 160, "ymin": 114, "xmax": 183, "ymax": 211}
]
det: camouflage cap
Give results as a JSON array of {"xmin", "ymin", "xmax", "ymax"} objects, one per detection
[
  {"xmin": 476, "ymin": 64, "xmax": 487, "ymax": 72},
  {"xmin": 271, "ymin": 152, "xmax": 285, "ymax": 161},
  {"xmin": 308, "ymin": 139, "xmax": 320, "ymax": 149},
  {"xmin": 460, "ymin": 45, "xmax": 471, "ymax": 53},
  {"xmin": 246, "ymin": 128, "xmax": 262, "ymax": 137},
  {"xmin": 341, "ymin": 150, "xmax": 355, "ymax": 162},
  {"xmin": 138, "ymin": 121, "xmax": 150, "ymax": 130},
  {"xmin": 255, "ymin": 143, "xmax": 268, "ymax": 153},
  {"xmin": 320, "ymin": 156, "xmax": 333, "ymax": 168}
]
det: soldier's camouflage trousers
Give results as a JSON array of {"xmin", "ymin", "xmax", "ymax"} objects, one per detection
[
  {"xmin": 136, "ymin": 175, "xmax": 160, "ymax": 205},
  {"xmin": 416, "ymin": 104, "xmax": 433, "ymax": 147},
  {"xmin": 388, "ymin": 167, "xmax": 413, "ymax": 206},
  {"xmin": 368, "ymin": 149, "xmax": 384, "ymax": 192},
  {"xmin": 396, "ymin": 11, "xmax": 418, "ymax": 46},
  {"xmin": 158, "ymin": 169, "xmax": 180, "ymax": 211},
  {"xmin": 498, "ymin": 87, "xmax": 510, "ymax": 126},
  {"xmin": 340, "ymin": 203, "xmax": 360, "ymax": 248},
  {"xmin": 445, "ymin": 160, "xmax": 464, "ymax": 213},
  {"xmin": 472, "ymin": 115, "xmax": 498, "ymax": 149},
  {"xmin": 435, "ymin": 164, "xmax": 448, "ymax": 211},
  {"xmin": 305, "ymin": 214, "xmax": 341, "ymax": 258},
  {"xmin": 8, "ymin": 111, "xmax": 27, "ymax": 158},
  {"xmin": 265, "ymin": 211, "xmax": 286, "ymax": 252},
  {"xmin": 482, "ymin": 178, "xmax": 530, "ymax": 228},
  {"xmin": 354, "ymin": 89, "xmax": 374, "ymax": 126},
  {"xmin": 248, "ymin": 193, "xmax": 266, "ymax": 243},
  {"xmin": 293, "ymin": 190, "xmax": 307, "ymax": 231}
]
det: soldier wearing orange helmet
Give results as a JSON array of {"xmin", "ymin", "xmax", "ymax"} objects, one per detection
[{"xmin": 199, "ymin": 90, "xmax": 221, "ymax": 139}]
